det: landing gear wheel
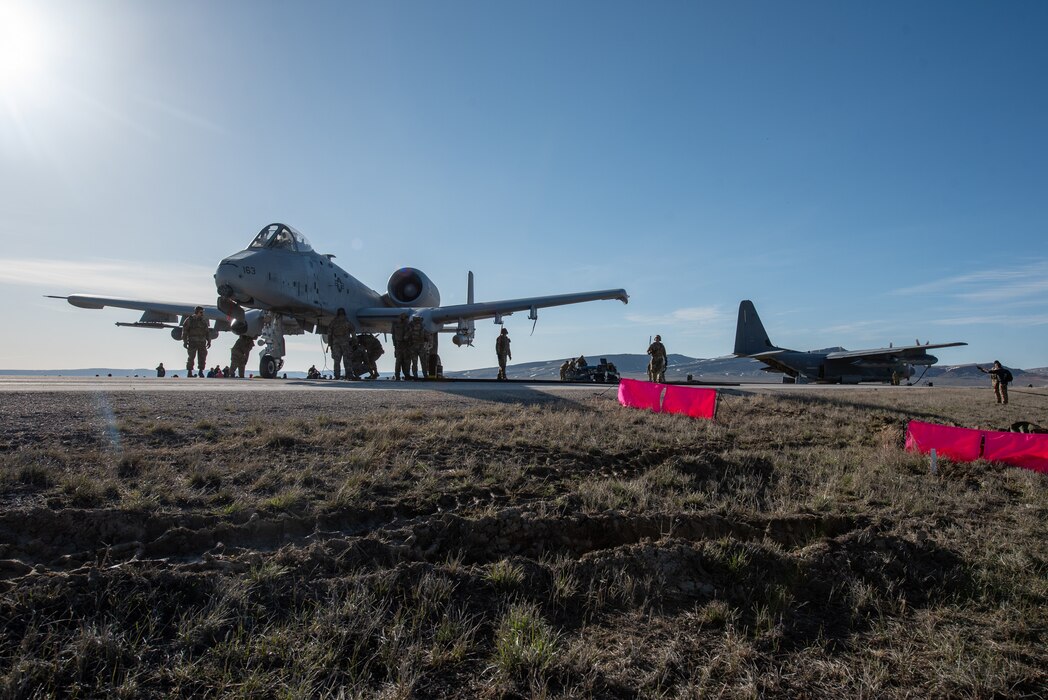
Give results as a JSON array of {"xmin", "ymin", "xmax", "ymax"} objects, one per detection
[{"xmin": 260, "ymin": 354, "xmax": 278, "ymax": 379}]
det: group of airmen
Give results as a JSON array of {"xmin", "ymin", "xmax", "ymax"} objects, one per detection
[
  {"xmin": 325, "ymin": 308, "xmax": 385, "ymax": 380},
  {"xmin": 176, "ymin": 305, "xmax": 441, "ymax": 381},
  {"xmin": 178, "ymin": 303, "xmax": 671, "ymax": 383},
  {"xmin": 558, "ymin": 355, "xmax": 589, "ymax": 380},
  {"xmin": 177, "ymin": 306, "xmax": 257, "ymax": 378},
  {"xmin": 391, "ymin": 312, "xmax": 440, "ymax": 380},
  {"xmin": 178, "ymin": 306, "xmax": 1019, "ymax": 403}
]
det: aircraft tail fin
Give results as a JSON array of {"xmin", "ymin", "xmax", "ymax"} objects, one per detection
[{"xmin": 734, "ymin": 300, "xmax": 778, "ymax": 356}]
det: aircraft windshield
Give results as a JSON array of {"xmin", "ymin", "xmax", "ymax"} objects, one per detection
[{"xmin": 247, "ymin": 224, "xmax": 313, "ymax": 252}]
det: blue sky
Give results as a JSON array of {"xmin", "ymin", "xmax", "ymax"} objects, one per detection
[{"xmin": 2, "ymin": 0, "xmax": 1046, "ymax": 372}]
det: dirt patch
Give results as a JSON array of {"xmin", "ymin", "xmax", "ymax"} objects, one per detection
[{"xmin": 0, "ymin": 388, "xmax": 1045, "ymax": 698}]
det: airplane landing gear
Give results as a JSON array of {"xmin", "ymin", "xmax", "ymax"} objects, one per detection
[
  {"xmin": 258, "ymin": 312, "xmax": 288, "ymax": 379},
  {"xmin": 259, "ymin": 354, "xmax": 282, "ymax": 379}
]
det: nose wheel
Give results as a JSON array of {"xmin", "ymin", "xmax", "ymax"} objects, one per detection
[
  {"xmin": 257, "ymin": 312, "xmax": 287, "ymax": 379},
  {"xmin": 260, "ymin": 354, "xmax": 282, "ymax": 379}
]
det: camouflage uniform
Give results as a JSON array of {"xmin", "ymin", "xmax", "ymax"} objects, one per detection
[
  {"xmin": 409, "ymin": 317, "xmax": 428, "ymax": 379},
  {"xmin": 426, "ymin": 332, "xmax": 440, "ymax": 378},
  {"xmin": 181, "ymin": 310, "xmax": 211, "ymax": 377},
  {"xmin": 229, "ymin": 335, "xmax": 255, "ymax": 378},
  {"xmin": 647, "ymin": 337, "xmax": 667, "ymax": 383},
  {"xmin": 979, "ymin": 361, "xmax": 1011, "ymax": 404},
  {"xmin": 495, "ymin": 329, "xmax": 511, "ymax": 380},
  {"xmin": 328, "ymin": 312, "xmax": 355, "ymax": 379},
  {"xmin": 560, "ymin": 360, "xmax": 570, "ymax": 380},
  {"xmin": 390, "ymin": 315, "xmax": 410, "ymax": 380},
  {"xmin": 361, "ymin": 333, "xmax": 384, "ymax": 379},
  {"xmin": 349, "ymin": 336, "xmax": 369, "ymax": 379}
]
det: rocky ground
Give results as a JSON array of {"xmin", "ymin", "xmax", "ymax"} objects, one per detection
[{"xmin": 0, "ymin": 387, "xmax": 1046, "ymax": 698}]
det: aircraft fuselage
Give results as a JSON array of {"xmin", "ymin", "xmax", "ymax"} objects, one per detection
[
  {"xmin": 215, "ymin": 247, "xmax": 385, "ymax": 329},
  {"xmin": 769, "ymin": 350, "xmax": 928, "ymax": 384}
]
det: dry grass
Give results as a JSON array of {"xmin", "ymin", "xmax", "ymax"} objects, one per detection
[{"xmin": 0, "ymin": 386, "xmax": 1046, "ymax": 697}]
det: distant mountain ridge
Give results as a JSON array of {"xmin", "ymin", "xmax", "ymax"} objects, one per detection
[
  {"xmin": 448, "ymin": 354, "xmax": 1048, "ymax": 387},
  {"xmin": 3, "ymin": 358, "xmax": 1045, "ymax": 386}
]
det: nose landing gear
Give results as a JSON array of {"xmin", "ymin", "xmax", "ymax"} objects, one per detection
[{"xmin": 258, "ymin": 313, "xmax": 287, "ymax": 379}]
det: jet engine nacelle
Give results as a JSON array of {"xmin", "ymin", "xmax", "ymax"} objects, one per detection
[
  {"xmin": 386, "ymin": 268, "xmax": 440, "ymax": 307},
  {"xmin": 231, "ymin": 309, "xmax": 267, "ymax": 338}
]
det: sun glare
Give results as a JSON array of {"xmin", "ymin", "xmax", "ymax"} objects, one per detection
[{"xmin": 0, "ymin": 3, "xmax": 48, "ymax": 99}]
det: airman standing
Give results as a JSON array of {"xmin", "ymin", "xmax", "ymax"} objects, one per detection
[
  {"xmin": 495, "ymin": 327, "xmax": 512, "ymax": 380},
  {"xmin": 328, "ymin": 308, "xmax": 355, "ymax": 380},
  {"xmin": 647, "ymin": 334, "xmax": 667, "ymax": 383},
  {"xmin": 426, "ymin": 331, "xmax": 440, "ymax": 378},
  {"xmin": 181, "ymin": 306, "xmax": 211, "ymax": 378},
  {"xmin": 409, "ymin": 317, "xmax": 428, "ymax": 379},
  {"xmin": 229, "ymin": 334, "xmax": 255, "ymax": 379},
  {"xmin": 156, "ymin": 362, "xmax": 165, "ymax": 378},
  {"xmin": 560, "ymin": 360, "xmax": 570, "ymax": 380},
  {"xmin": 977, "ymin": 360, "xmax": 1012, "ymax": 404},
  {"xmin": 391, "ymin": 312, "xmax": 409, "ymax": 380}
]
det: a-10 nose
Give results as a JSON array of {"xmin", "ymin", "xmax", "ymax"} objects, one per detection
[{"xmin": 215, "ymin": 259, "xmax": 241, "ymax": 300}]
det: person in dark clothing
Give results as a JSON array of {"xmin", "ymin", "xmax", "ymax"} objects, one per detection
[{"xmin": 977, "ymin": 360, "xmax": 1012, "ymax": 404}]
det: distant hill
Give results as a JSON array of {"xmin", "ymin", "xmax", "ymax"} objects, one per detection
[
  {"xmin": 0, "ymin": 368, "xmax": 163, "ymax": 378},
  {"xmin": 3, "ymin": 359, "xmax": 1045, "ymax": 387},
  {"xmin": 447, "ymin": 355, "xmax": 1048, "ymax": 387}
]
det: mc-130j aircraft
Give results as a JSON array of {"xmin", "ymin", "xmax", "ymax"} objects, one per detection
[
  {"xmin": 54, "ymin": 223, "xmax": 629, "ymax": 378},
  {"xmin": 734, "ymin": 299, "xmax": 966, "ymax": 384}
]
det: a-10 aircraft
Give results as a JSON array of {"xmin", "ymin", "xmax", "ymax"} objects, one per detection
[
  {"xmin": 53, "ymin": 223, "xmax": 629, "ymax": 378},
  {"xmin": 733, "ymin": 300, "xmax": 966, "ymax": 384}
]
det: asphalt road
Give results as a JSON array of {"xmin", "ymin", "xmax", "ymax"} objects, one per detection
[{"xmin": 0, "ymin": 376, "xmax": 948, "ymax": 395}]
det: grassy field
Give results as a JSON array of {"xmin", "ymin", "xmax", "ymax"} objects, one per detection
[{"xmin": 1, "ymin": 385, "xmax": 1046, "ymax": 698}]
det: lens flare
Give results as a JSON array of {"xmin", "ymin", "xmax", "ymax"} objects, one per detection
[{"xmin": 0, "ymin": 3, "xmax": 48, "ymax": 99}]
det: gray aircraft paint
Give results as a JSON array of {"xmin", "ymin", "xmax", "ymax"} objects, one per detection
[
  {"xmin": 56, "ymin": 223, "xmax": 629, "ymax": 378},
  {"xmin": 733, "ymin": 300, "xmax": 966, "ymax": 384}
]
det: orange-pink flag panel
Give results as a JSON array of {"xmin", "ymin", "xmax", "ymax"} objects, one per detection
[
  {"xmin": 617, "ymin": 378, "xmax": 663, "ymax": 412},
  {"xmin": 661, "ymin": 385, "xmax": 717, "ymax": 420},
  {"xmin": 904, "ymin": 421, "xmax": 983, "ymax": 462},
  {"xmin": 983, "ymin": 432, "xmax": 1048, "ymax": 475}
]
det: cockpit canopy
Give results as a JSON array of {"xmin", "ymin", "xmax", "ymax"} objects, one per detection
[{"xmin": 248, "ymin": 223, "xmax": 313, "ymax": 253}]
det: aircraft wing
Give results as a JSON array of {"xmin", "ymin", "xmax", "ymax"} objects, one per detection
[
  {"xmin": 825, "ymin": 342, "xmax": 967, "ymax": 361},
  {"xmin": 50, "ymin": 294, "xmax": 228, "ymax": 325},
  {"xmin": 355, "ymin": 288, "xmax": 629, "ymax": 325},
  {"xmin": 747, "ymin": 351, "xmax": 794, "ymax": 374}
]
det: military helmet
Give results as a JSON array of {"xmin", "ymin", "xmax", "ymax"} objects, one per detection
[
  {"xmin": 654, "ymin": 335, "xmax": 661, "ymax": 341},
  {"xmin": 336, "ymin": 308, "xmax": 346, "ymax": 316},
  {"xmin": 194, "ymin": 306, "xmax": 204, "ymax": 312},
  {"xmin": 500, "ymin": 327, "xmax": 508, "ymax": 334}
]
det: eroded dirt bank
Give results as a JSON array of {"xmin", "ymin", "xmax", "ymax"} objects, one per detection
[{"xmin": 1, "ymin": 388, "xmax": 1045, "ymax": 697}]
